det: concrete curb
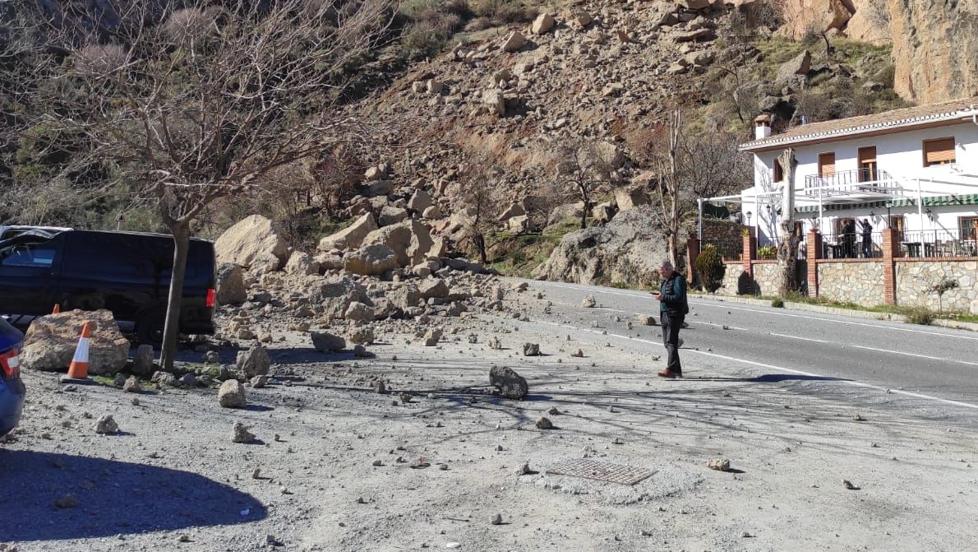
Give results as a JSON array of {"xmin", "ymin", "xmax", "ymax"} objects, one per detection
[{"xmin": 689, "ymin": 292, "xmax": 978, "ymax": 332}]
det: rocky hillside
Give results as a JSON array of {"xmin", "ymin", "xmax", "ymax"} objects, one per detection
[{"xmin": 779, "ymin": 0, "xmax": 978, "ymax": 104}]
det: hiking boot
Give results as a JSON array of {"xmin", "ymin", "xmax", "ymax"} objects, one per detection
[{"xmin": 657, "ymin": 370, "xmax": 681, "ymax": 379}]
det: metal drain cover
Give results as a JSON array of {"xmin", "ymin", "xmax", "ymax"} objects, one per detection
[{"xmin": 546, "ymin": 459, "xmax": 655, "ymax": 486}]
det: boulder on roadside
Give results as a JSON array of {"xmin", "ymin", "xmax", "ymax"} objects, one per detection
[
  {"xmin": 20, "ymin": 309, "xmax": 129, "ymax": 375},
  {"xmin": 94, "ymin": 415, "xmax": 119, "ymax": 435},
  {"xmin": 308, "ymin": 276, "xmax": 370, "ymax": 319},
  {"xmin": 151, "ymin": 370, "xmax": 176, "ymax": 387},
  {"xmin": 318, "ymin": 213, "xmax": 378, "ymax": 252},
  {"xmin": 122, "ymin": 376, "xmax": 142, "ymax": 393},
  {"xmin": 231, "ymin": 422, "xmax": 256, "ymax": 444},
  {"xmin": 347, "ymin": 326, "xmax": 374, "ymax": 346},
  {"xmin": 344, "ymin": 244, "xmax": 399, "ymax": 276},
  {"xmin": 582, "ymin": 295, "xmax": 597, "ymax": 308},
  {"xmin": 523, "ymin": 343, "xmax": 541, "ymax": 356},
  {"xmin": 361, "ymin": 219, "xmax": 433, "ymax": 267},
  {"xmin": 311, "ymin": 331, "xmax": 346, "ymax": 353},
  {"xmin": 419, "ymin": 278, "xmax": 450, "ymax": 300},
  {"xmin": 344, "ymin": 301, "xmax": 374, "ymax": 323},
  {"xmin": 216, "ymin": 263, "xmax": 247, "ymax": 305},
  {"xmin": 236, "ymin": 345, "xmax": 270, "ymax": 378},
  {"xmin": 218, "ymin": 379, "xmax": 247, "ymax": 408},
  {"xmin": 214, "ymin": 215, "xmax": 288, "ymax": 270},
  {"xmin": 424, "ymin": 328, "xmax": 442, "ymax": 347},
  {"xmin": 489, "ymin": 366, "xmax": 528, "ymax": 400},
  {"xmin": 284, "ymin": 251, "xmax": 319, "ymax": 276}
]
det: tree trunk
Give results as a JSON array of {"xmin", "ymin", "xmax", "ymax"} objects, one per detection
[
  {"xmin": 474, "ymin": 232, "xmax": 487, "ymax": 265},
  {"xmin": 160, "ymin": 222, "xmax": 190, "ymax": 370},
  {"xmin": 777, "ymin": 222, "xmax": 799, "ymax": 297},
  {"xmin": 580, "ymin": 195, "xmax": 590, "ymax": 229}
]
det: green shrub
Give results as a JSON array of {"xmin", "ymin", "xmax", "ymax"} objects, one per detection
[
  {"xmin": 694, "ymin": 244, "xmax": 726, "ymax": 292},
  {"xmin": 905, "ymin": 307, "xmax": 934, "ymax": 326},
  {"xmin": 771, "ymin": 298, "xmax": 784, "ymax": 308},
  {"xmin": 756, "ymin": 244, "xmax": 777, "ymax": 259},
  {"xmin": 469, "ymin": 0, "xmax": 536, "ymax": 23}
]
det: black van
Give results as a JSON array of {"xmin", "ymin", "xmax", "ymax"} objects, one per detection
[{"xmin": 0, "ymin": 227, "xmax": 216, "ymax": 341}]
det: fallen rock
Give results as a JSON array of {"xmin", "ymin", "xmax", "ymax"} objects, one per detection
[
  {"xmin": 345, "ymin": 244, "xmax": 399, "ymax": 276},
  {"xmin": 232, "ymin": 422, "xmax": 256, "ymax": 443},
  {"xmin": 311, "ymin": 331, "xmax": 346, "ymax": 353},
  {"xmin": 488, "ymin": 336, "xmax": 502, "ymax": 350},
  {"xmin": 361, "ymin": 219, "xmax": 433, "ymax": 267},
  {"xmin": 707, "ymin": 457, "xmax": 731, "ymax": 472},
  {"xmin": 408, "ymin": 189, "xmax": 434, "ymax": 213},
  {"xmin": 419, "ymin": 278, "xmax": 450, "ymax": 299},
  {"xmin": 236, "ymin": 345, "xmax": 270, "ymax": 378},
  {"xmin": 94, "ymin": 415, "xmax": 119, "ymax": 435},
  {"xmin": 122, "ymin": 376, "xmax": 142, "ymax": 393},
  {"xmin": 344, "ymin": 301, "xmax": 375, "ymax": 323},
  {"xmin": 777, "ymin": 50, "xmax": 811, "ymax": 83},
  {"xmin": 347, "ymin": 326, "xmax": 375, "ymax": 346},
  {"xmin": 536, "ymin": 417, "xmax": 554, "ymax": 430},
  {"xmin": 177, "ymin": 373, "xmax": 198, "ymax": 388},
  {"xmin": 284, "ymin": 251, "xmax": 319, "ymax": 276},
  {"xmin": 501, "ymin": 31, "xmax": 527, "ymax": 52},
  {"xmin": 531, "ymin": 12, "xmax": 555, "ymax": 34},
  {"xmin": 20, "ymin": 309, "xmax": 129, "ymax": 375},
  {"xmin": 218, "ymin": 379, "xmax": 247, "ymax": 408},
  {"xmin": 251, "ymin": 374, "xmax": 268, "ymax": 388},
  {"xmin": 489, "ymin": 366, "xmax": 528, "ymax": 400},
  {"xmin": 318, "ymin": 213, "xmax": 378, "ymax": 252},
  {"xmin": 424, "ymin": 329, "xmax": 442, "ymax": 347},
  {"xmin": 216, "ymin": 263, "xmax": 247, "ymax": 305},
  {"xmin": 214, "ymin": 214, "xmax": 288, "ymax": 270},
  {"xmin": 483, "ymin": 89, "xmax": 506, "ymax": 116},
  {"xmin": 523, "ymin": 343, "xmax": 540, "ymax": 356},
  {"xmin": 54, "ymin": 495, "xmax": 79, "ymax": 509},
  {"xmin": 151, "ymin": 370, "xmax": 176, "ymax": 387},
  {"xmin": 581, "ymin": 295, "xmax": 597, "ymax": 308}
]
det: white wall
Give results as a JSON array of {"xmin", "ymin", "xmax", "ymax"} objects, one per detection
[{"xmin": 742, "ymin": 121, "xmax": 978, "ymax": 244}]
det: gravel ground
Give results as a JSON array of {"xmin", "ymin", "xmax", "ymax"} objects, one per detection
[{"xmin": 2, "ymin": 281, "xmax": 977, "ymax": 551}]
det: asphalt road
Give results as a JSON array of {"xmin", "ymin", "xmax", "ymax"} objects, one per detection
[{"xmin": 525, "ymin": 279, "xmax": 978, "ymax": 417}]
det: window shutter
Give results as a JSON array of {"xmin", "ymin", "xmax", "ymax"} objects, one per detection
[{"xmin": 923, "ymin": 138, "xmax": 956, "ymax": 166}]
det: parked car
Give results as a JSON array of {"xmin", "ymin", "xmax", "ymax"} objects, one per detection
[
  {"xmin": 0, "ymin": 227, "xmax": 217, "ymax": 342},
  {"xmin": 0, "ymin": 317, "xmax": 25, "ymax": 437}
]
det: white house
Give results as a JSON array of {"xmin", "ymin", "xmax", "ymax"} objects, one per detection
[{"xmin": 707, "ymin": 98, "xmax": 978, "ymax": 259}]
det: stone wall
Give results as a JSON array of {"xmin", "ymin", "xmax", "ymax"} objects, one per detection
[
  {"xmin": 752, "ymin": 262, "xmax": 780, "ymax": 296},
  {"xmin": 817, "ymin": 260, "xmax": 885, "ymax": 308},
  {"xmin": 718, "ymin": 261, "xmax": 743, "ymax": 294},
  {"xmin": 895, "ymin": 260, "xmax": 978, "ymax": 315}
]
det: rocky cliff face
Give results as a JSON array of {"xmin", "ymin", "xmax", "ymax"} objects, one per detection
[{"xmin": 779, "ymin": 0, "xmax": 978, "ymax": 103}]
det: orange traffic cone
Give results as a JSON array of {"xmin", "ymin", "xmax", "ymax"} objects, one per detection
[
  {"xmin": 61, "ymin": 321, "xmax": 94, "ymax": 385},
  {"xmin": 52, "ymin": 304, "xmax": 61, "ymax": 314}
]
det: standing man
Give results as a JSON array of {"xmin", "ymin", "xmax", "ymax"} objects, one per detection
[
  {"xmin": 652, "ymin": 260, "xmax": 689, "ymax": 378},
  {"xmin": 859, "ymin": 219, "xmax": 873, "ymax": 258}
]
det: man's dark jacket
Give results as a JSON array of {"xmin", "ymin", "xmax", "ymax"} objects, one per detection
[{"xmin": 659, "ymin": 272, "xmax": 689, "ymax": 316}]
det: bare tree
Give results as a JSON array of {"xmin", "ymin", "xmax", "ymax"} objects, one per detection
[
  {"xmin": 457, "ymin": 160, "xmax": 504, "ymax": 265},
  {"xmin": 638, "ymin": 110, "xmax": 749, "ymax": 271},
  {"xmin": 556, "ymin": 141, "xmax": 613, "ymax": 230},
  {"xmin": 10, "ymin": 0, "xmax": 393, "ymax": 368}
]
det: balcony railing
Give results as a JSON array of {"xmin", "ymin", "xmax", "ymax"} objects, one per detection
[
  {"xmin": 898, "ymin": 229, "xmax": 978, "ymax": 258},
  {"xmin": 803, "ymin": 168, "xmax": 901, "ymax": 199}
]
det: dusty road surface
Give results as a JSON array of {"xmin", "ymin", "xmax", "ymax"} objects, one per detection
[{"xmin": 2, "ymin": 279, "xmax": 978, "ymax": 551}]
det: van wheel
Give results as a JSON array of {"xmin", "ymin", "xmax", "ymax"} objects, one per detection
[{"xmin": 135, "ymin": 311, "xmax": 164, "ymax": 345}]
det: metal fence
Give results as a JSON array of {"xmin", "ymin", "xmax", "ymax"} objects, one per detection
[
  {"xmin": 898, "ymin": 229, "xmax": 978, "ymax": 258},
  {"xmin": 817, "ymin": 231, "xmax": 884, "ymax": 259}
]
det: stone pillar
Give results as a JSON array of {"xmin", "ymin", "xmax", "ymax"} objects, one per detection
[
  {"xmin": 806, "ymin": 229, "xmax": 822, "ymax": 298},
  {"xmin": 685, "ymin": 236, "xmax": 700, "ymax": 286},
  {"xmin": 882, "ymin": 228, "xmax": 899, "ymax": 305},
  {"xmin": 742, "ymin": 227, "xmax": 757, "ymax": 277}
]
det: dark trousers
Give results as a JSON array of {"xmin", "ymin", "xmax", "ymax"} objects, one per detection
[{"xmin": 661, "ymin": 311, "xmax": 684, "ymax": 374}]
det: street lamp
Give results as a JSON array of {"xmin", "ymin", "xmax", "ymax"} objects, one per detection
[{"xmin": 745, "ymin": 211, "xmax": 752, "ymax": 226}]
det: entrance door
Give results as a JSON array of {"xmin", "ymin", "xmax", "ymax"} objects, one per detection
[{"xmin": 858, "ymin": 146, "xmax": 877, "ymax": 182}]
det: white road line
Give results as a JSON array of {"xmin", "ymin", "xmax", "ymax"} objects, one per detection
[
  {"xmin": 537, "ymin": 280, "xmax": 978, "ymax": 342},
  {"xmin": 535, "ymin": 320, "xmax": 978, "ymax": 411},
  {"xmin": 769, "ymin": 332, "xmax": 833, "ymax": 344},
  {"xmin": 852, "ymin": 344, "xmax": 978, "ymax": 367}
]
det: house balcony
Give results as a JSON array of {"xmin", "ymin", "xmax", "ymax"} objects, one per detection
[{"xmin": 803, "ymin": 168, "xmax": 903, "ymax": 202}]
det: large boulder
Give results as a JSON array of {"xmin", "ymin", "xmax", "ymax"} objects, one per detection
[
  {"xmin": 284, "ymin": 251, "xmax": 319, "ymax": 276},
  {"xmin": 531, "ymin": 12, "xmax": 555, "ymax": 34},
  {"xmin": 344, "ymin": 244, "xmax": 399, "ymax": 276},
  {"xmin": 216, "ymin": 263, "xmax": 247, "ymax": 305},
  {"xmin": 318, "ymin": 213, "xmax": 378, "ymax": 252},
  {"xmin": 218, "ymin": 379, "xmax": 246, "ymax": 408},
  {"xmin": 776, "ymin": 50, "xmax": 811, "ymax": 83},
  {"xmin": 501, "ymin": 31, "xmax": 528, "ymax": 52},
  {"xmin": 361, "ymin": 219, "xmax": 433, "ymax": 267},
  {"xmin": 533, "ymin": 206, "xmax": 668, "ymax": 288},
  {"xmin": 214, "ymin": 215, "xmax": 288, "ymax": 270},
  {"xmin": 614, "ymin": 186, "xmax": 650, "ymax": 211},
  {"xmin": 235, "ymin": 345, "xmax": 270, "ymax": 378},
  {"xmin": 489, "ymin": 366, "xmax": 528, "ymax": 400},
  {"xmin": 408, "ymin": 190, "xmax": 434, "ymax": 213},
  {"xmin": 307, "ymin": 276, "xmax": 370, "ymax": 319},
  {"xmin": 20, "ymin": 309, "xmax": 129, "ymax": 375},
  {"xmin": 311, "ymin": 331, "xmax": 346, "ymax": 353}
]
